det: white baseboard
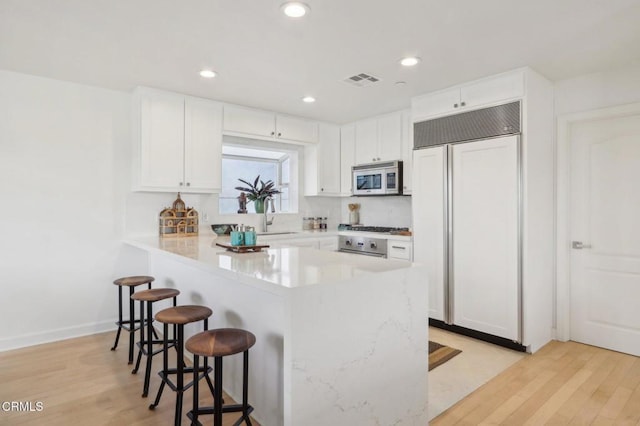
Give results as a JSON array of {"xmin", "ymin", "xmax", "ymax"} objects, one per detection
[{"xmin": 0, "ymin": 319, "xmax": 117, "ymax": 352}]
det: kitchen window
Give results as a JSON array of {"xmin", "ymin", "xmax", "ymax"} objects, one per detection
[{"xmin": 219, "ymin": 144, "xmax": 295, "ymax": 214}]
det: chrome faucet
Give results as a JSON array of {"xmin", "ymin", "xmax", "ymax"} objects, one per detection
[{"xmin": 262, "ymin": 197, "xmax": 275, "ymax": 233}]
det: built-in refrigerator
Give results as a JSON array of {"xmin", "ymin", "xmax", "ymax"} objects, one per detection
[{"xmin": 412, "ymin": 101, "xmax": 524, "ymax": 347}]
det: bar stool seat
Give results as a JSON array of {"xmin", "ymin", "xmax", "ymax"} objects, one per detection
[
  {"xmin": 186, "ymin": 329, "xmax": 256, "ymax": 426},
  {"xmin": 149, "ymin": 305, "xmax": 215, "ymax": 426},
  {"xmin": 131, "ymin": 288, "xmax": 180, "ymax": 397},
  {"xmin": 111, "ymin": 275, "xmax": 154, "ymax": 364}
]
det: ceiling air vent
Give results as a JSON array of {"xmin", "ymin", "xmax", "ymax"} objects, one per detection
[{"xmin": 342, "ymin": 73, "xmax": 382, "ymax": 87}]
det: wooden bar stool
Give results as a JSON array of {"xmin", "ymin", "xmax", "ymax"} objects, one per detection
[
  {"xmin": 131, "ymin": 288, "xmax": 180, "ymax": 397},
  {"xmin": 185, "ymin": 328, "xmax": 256, "ymax": 426},
  {"xmin": 111, "ymin": 275, "xmax": 155, "ymax": 364},
  {"xmin": 149, "ymin": 305, "xmax": 216, "ymax": 426}
]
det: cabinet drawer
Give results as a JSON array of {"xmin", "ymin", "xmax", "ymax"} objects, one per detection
[{"xmin": 388, "ymin": 241, "xmax": 412, "ymax": 261}]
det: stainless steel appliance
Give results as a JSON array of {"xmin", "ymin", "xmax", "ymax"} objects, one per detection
[
  {"xmin": 338, "ymin": 235, "xmax": 387, "ymax": 257},
  {"xmin": 337, "ymin": 226, "xmax": 410, "ymax": 258},
  {"xmin": 352, "ymin": 161, "xmax": 403, "ymax": 196}
]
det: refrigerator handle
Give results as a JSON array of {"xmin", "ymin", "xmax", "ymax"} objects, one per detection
[{"xmin": 445, "ymin": 144, "xmax": 455, "ymax": 325}]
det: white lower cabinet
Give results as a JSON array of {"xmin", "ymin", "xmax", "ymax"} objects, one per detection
[
  {"xmin": 133, "ymin": 87, "xmax": 222, "ymax": 193},
  {"xmin": 285, "ymin": 236, "xmax": 338, "ymax": 251},
  {"xmin": 387, "ymin": 240, "xmax": 412, "ymax": 261}
]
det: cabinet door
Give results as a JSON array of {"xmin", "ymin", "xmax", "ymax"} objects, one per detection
[
  {"xmin": 460, "ymin": 71, "xmax": 524, "ymax": 109},
  {"xmin": 317, "ymin": 123, "xmax": 341, "ymax": 194},
  {"xmin": 355, "ymin": 118, "xmax": 378, "ymax": 164},
  {"xmin": 184, "ymin": 97, "xmax": 223, "ymax": 192},
  {"xmin": 411, "ymin": 88, "xmax": 460, "ymax": 121},
  {"xmin": 138, "ymin": 90, "xmax": 185, "ymax": 190},
  {"xmin": 452, "ymin": 136, "xmax": 519, "ymax": 340},
  {"xmin": 377, "ymin": 112, "xmax": 403, "ymax": 162},
  {"xmin": 223, "ymin": 105, "xmax": 275, "ymax": 138},
  {"xmin": 412, "ymin": 146, "xmax": 446, "ymax": 321},
  {"xmin": 276, "ymin": 115, "xmax": 319, "ymax": 143},
  {"xmin": 318, "ymin": 237, "xmax": 338, "ymax": 252},
  {"xmin": 340, "ymin": 124, "xmax": 356, "ymax": 195},
  {"xmin": 388, "ymin": 240, "xmax": 412, "ymax": 261}
]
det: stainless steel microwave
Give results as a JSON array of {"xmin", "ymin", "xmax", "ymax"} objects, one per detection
[{"xmin": 352, "ymin": 161, "xmax": 403, "ymax": 196}]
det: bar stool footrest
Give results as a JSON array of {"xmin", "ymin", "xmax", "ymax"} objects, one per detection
[
  {"xmin": 135, "ymin": 339, "xmax": 177, "ymax": 356},
  {"xmin": 186, "ymin": 405, "xmax": 254, "ymax": 426},
  {"xmin": 157, "ymin": 366, "xmax": 213, "ymax": 393}
]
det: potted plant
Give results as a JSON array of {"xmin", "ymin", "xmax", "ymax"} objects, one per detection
[{"xmin": 235, "ymin": 176, "xmax": 281, "ymax": 213}]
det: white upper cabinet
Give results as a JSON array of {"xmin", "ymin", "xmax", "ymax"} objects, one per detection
[
  {"xmin": 412, "ymin": 70, "xmax": 525, "ymax": 121},
  {"xmin": 223, "ymin": 104, "xmax": 318, "ymax": 144},
  {"xmin": 400, "ymin": 110, "xmax": 413, "ymax": 194},
  {"xmin": 276, "ymin": 114, "xmax": 319, "ymax": 144},
  {"xmin": 184, "ymin": 97, "xmax": 223, "ymax": 192},
  {"xmin": 222, "ymin": 105, "xmax": 274, "ymax": 138},
  {"xmin": 354, "ymin": 111, "xmax": 404, "ymax": 164},
  {"xmin": 304, "ymin": 123, "xmax": 341, "ymax": 196},
  {"xmin": 340, "ymin": 124, "xmax": 356, "ymax": 196},
  {"xmin": 355, "ymin": 118, "xmax": 378, "ymax": 164},
  {"xmin": 133, "ymin": 87, "xmax": 222, "ymax": 193}
]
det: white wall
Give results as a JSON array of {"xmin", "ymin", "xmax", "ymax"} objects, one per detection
[
  {"xmin": 0, "ymin": 70, "xmax": 146, "ymax": 351},
  {"xmin": 0, "ymin": 70, "xmax": 342, "ymax": 351},
  {"xmin": 555, "ymin": 59, "xmax": 640, "ymax": 115}
]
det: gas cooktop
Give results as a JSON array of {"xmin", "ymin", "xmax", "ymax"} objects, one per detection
[{"xmin": 338, "ymin": 225, "xmax": 409, "ymax": 233}]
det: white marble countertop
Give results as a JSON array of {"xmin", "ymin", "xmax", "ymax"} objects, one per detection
[{"xmin": 124, "ymin": 234, "xmax": 414, "ymax": 293}]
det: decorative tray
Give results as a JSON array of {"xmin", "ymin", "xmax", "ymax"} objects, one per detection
[{"xmin": 215, "ymin": 242, "xmax": 270, "ymax": 253}]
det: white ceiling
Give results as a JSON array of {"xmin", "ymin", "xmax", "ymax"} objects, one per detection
[{"xmin": 1, "ymin": 0, "xmax": 640, "ymax": 123}]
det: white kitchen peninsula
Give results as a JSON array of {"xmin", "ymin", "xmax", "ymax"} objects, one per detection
[{"xmin": 124, "ymin": 235, "xmax": 428, "ymax": 426}]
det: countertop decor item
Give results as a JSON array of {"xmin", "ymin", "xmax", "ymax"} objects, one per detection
[
  {"xmin": 348, "ymin": 203, "xmax": 360, "ymax": 225},
  {"xmin": 235, "ymin": 176, "xmax": 281, "ymax": 214},
  {"xmin": 159, "ymin": 193, "xmax": 198, "ymax": 237},
  {"xmin": 215, "ymin": 242, "xmax": 270, "ymax": 253},
  {"xmin": 211, "ymin": 224, "xmax": 236, "ymax": 236}
]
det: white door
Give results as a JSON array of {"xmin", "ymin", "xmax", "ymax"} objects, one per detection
[
  {"xmin": 452, "ymin": 136, "xmax": 519, "ymax": 340},
  {"xmin": 412, "ymin": 146, "xmax": 446, "ymax": 321},
  {"xmin": 570, "ymin": 113, "xmax": 640, "ymax": 356}
]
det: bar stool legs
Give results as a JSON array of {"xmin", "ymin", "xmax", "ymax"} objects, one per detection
[
  {"xmin": 148, "ymin": 305, "xmax": 215, "ymax": 426},
  {"xmin": 110, "ymin": 276, "xmax": 154, "ymax": 364},
  {"xmin": 186, "ymin": 329, "xmax": 256, "ymax": 426},
  {"xmin": 130, "ymin": 289, "xmax": 179, "ymax": 397}
]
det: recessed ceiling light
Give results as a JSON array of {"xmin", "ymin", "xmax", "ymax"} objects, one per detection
[
  {"xmin": 199, "ymin": 69, "xmax": 216, "ymax": 78},
  {"xmin": 395, "ymin": 81, "xmax": 407, "ymax": 86},
  {"xmin": 400, "ymin": 57, "xmax": 421, "ymax": 67},
  {"xmin": 281, "ymin": 2, "xmax": 310, "ymax": 18},
  {"xmin": 302, "ymin": 96, "xmax": 316, "ymax": 103}
]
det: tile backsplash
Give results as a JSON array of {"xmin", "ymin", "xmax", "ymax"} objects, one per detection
[{"xmin": 340, "ymin": 196, "xmax": 412, "ymax": 229}]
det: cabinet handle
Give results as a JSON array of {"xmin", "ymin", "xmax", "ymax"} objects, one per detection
[
  {"xmin": 186, "ymin": 182, "xmax": 191, "ymax": 187},
  {"xmin": 271, "ymin": 131, "xmax": 275, "ymax": 136},
  {"xmin": 460, "ymin": 101, "xmax": 466, "ymax": 107},
  {"xmin": 277, "ymin": 132, "xmax": 282, "ymax": 137},
  {"xmin": 372, "ymin": 158, "xmax": 376, "ymax": 161},
  {"xmin": 179, "ymin": 182, "xmax": 184, "ymax": 186},
  {"xmin": 321, "ymin": 188, "xmax": 324, "ymax": 191},
  {"xmin": 453, "ymin": 103, "xmax": 458, "ymax": 108},
  {"xmin": 377, "ymin": 157, "xmax": 381, "ymax": 161},
  {"xmin": 391, "ymin": 246, "xmax": 406, "ymax": 250}
]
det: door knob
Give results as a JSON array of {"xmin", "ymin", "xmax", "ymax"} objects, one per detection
[{"xmin": 572, "ymin": 241, "xmax": 592, "ymax": 249}]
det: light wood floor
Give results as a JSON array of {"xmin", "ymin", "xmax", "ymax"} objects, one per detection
[
  {"xmin": 432, "ymin": 340, "xmax": 640, "ymax": 425},
  {"xmin": 0, "ymin": 331, "xmax": 260, "ymax": 425},
  {"xmin": 3, "ymin": 334, "xmax": 640, "ymax": 425}
]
